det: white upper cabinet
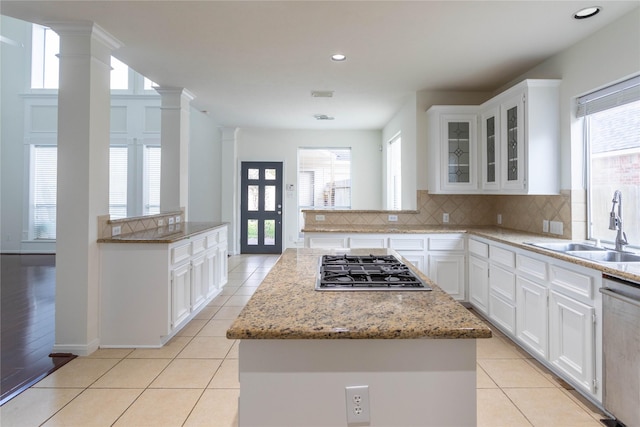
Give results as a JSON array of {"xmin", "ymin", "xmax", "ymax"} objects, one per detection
[
  {"xmin": 428, "ymin": 79, "xmax": 561, "ymax": 195},
  {"xmin": 426, "ymin": 106, "xmax": 479, "ymax": 193}
]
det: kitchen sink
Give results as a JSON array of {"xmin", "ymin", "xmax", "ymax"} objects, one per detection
[
  {"xmin": 527, "ymin": 242, "xmax": 606, "ymax": 252},
  {"xmin": 567, "ymin": 251, "xmax": 640, "ymax": 263}
]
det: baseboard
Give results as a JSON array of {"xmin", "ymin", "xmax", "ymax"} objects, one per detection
[{"xmin": 52, "ymin": 338, "xmax": 100, "ymax": 356}]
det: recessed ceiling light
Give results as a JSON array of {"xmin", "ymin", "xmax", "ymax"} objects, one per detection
[
  {"xmin": 311, "ymin": 90, "xmax": 334, "ymax": 98},
  {"xmin": 331, "ymin": 53, "xmax": 346, "ymax": 62},
  {"xmin": 314, "ymin": 114, "xmax": 335, "ymax": 121},
  {"xmin": 573, "ymin": 6, "xmax": 601, "ymax": 19}
]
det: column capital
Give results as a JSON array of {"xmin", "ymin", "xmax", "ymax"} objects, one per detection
[
  {"xmin": 45, "ymin": 21, "xmax": 123, "ymax": 51},
  {"xmin": 154, "ymin": 86, "xmax": 196, "ymax": 102}
]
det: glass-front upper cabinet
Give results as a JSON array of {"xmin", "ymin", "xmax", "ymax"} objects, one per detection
[
  {"xmin": 426, "ymin": 106, "xmax": 478, "ymax": 194},
  {"xmin": 500, "ymin": 94, "xmax": 525, "ymax": 191},
  {"xmin": 480, "ymin": 106, "xmax": 500, "ymax": 190}
]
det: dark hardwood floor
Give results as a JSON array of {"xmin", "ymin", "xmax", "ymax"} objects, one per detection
[{"xmin": 1, "ymin": 254, "xmax": 74, "ymax": 405}]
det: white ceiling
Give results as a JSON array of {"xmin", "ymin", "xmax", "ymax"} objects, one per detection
[{"xmin": 2, "ymin": 1, "xmax": 639, "ymax": 130}]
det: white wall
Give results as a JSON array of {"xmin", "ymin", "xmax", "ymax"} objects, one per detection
[
  {"xmin": 188, "ymin": 109, "xmax": 222, "ymax": 222},
  {"xmin": 382, "ymin": 93, "xmax": 417, "ymax": 209},
  {"xmin": 236, "ymin": 128, "xmax": 382, "ymax": 247}
]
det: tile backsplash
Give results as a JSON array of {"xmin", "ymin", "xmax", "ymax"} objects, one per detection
[
  {"xmin": 304, "ymin": 190, "xmax": 573, "ymax": 239},
  {"xmin": 98, "ymin": 209, "xmax": 185, "ymax": 239}
]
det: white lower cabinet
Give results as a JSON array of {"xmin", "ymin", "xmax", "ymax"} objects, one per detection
[
  {"xmin": 549, "ymin": 290, "xmax": 596, "ymax": 394},
  {"xmin": 468, "ymin": 236, "xmax": 602, "ymax": 404},
  {"xmin": 516, "ymin": 276, "xmax": 548, "ymax": 358},
  {"xmin": 429, "ymin": 253, "xmax": 466, "ymax": 300},
  {"xmin": 468, "ymin": 255, "xmax": 489, "ymax": 314},
  {"xmin": 171, "ymin": 261, "xmax": 192, "ymax": 328},
  {"xmin": 100, "ymin": 225, "xmax": 229, "ymax": 347}
]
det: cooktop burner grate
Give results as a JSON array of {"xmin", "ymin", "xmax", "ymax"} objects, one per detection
[{"xmin": 316, "ymin": 254, "xmax": 431, "ymax": 291}]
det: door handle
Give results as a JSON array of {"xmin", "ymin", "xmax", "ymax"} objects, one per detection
[{"xmin": 278, "ymin": 211, "xmax": 282, "ymax": 215}]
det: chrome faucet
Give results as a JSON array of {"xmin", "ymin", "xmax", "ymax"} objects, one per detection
[{"xmin": 609, "ymin": 190, "xmax": 628, "ymax": 251}]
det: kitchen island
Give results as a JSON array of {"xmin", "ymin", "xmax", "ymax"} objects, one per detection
[{"xmin": 227, "ymin": 248, "xmax": 491, "ymax": 427}]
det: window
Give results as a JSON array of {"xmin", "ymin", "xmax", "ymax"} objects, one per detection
[
  {"xmin": 578, "ymin": 76, "xmax": 640, "ymax": 248},
  {"xmin": 144, "ymin": 146, "xmax": 161, "ymax": 215},
  {"xmin": 30, "ymin": 24, "xmax": 129, "ymax": 90},
  {"xmin": 32, "ymin": 146, "xmax": 57, "ymax": 239},
  {"xmin": 109, "ymin": 146, "xmax": 128, "ymax": 218},
  {"xmin": 31, "ymin": 25, "xmax": 59, "ymax": 89},
  {"xmin": 387, "ymin": 133, "xmax": 402, "ymax": 210},
  {"xmin": 298, "ymin": 148, "xmax": 351, "ymax": 229}
]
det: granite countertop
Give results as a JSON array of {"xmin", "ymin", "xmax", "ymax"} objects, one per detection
[
  {"xmin": 303, "ymin": 225, "xmax": 640, "ymax": 283},
  {"xmin": 226, "ymin": 248, "xmax": 492, "ymax": 340},
  {"xmin": 98, "ymin": 222, "xmax": 227, "ymax": 243}
]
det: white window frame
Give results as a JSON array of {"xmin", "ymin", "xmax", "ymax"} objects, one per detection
[{"xmin": 387, "ymin": 132, "xmax": 402, "ymax": 210}]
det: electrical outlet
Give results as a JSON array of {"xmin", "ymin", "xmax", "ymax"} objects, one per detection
[
  {"xmin": 168, "ymin": 217, "xmax": 175, "ymax": 225},
  {"xmin": 550, "ymin": 221, "xmax": 563, "ymax": 236},
  {"xmin": 111, "ymin": 225, "xmax": 121, "ymax": 236},
  {"xmin": 497, "ymin": 214, "xmax": 502, "ymax": 225},
  {"xmin": 442, "ymin": 213, "xmax": 449, "ymax": 223},
  {"xmin": 543, "ymin": 220, "xmax": 549, "ymax": 233},
  {"xmin": 158, "ymin": 219, "xmax": 164, "ymax": 226},
  {"xmin": 175, "ymin": 216, "xmax": 181, "ymax": 223},
  {"xmin": 315, "ymin": 215, "xmax": 325, "ymax": 221},
  {"xmin": 388, "ymin": 214, "xmax": 398, "ymax": 222},
  {"xmin": 345, "ymin": 385, "xmax": 370, "ymax": 425}
]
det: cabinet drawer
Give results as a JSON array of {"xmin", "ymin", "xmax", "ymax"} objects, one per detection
[
  {"xmin": 308, "ymin": 238, "xmax": 347, "ymax": 249},
  {"xmin": 389, "ymin": 237, "xmax": 426, "ymax": 251},
  {"xmin": 469, "ymin": 239, "xmax": 489, "ymax": 258},
  {"xmin": 429, "ymin": 236, "xmax": 465, "ymax": 251},
  {"xmin": 517, "ymin": 254, "xmax": 547, "ymax": 281},
  {"xmin": 490, "ymin": 265, "xmax": 516, "ymax": 302},
  {"xmin": 550, "ymin": 264, "xmax": 595, "ymax": 302},
  {"xmin": 171, "ymin": 242, "xmax": 191, "ymax": 265},
  {"xmin": 349, "ymin": 237, "xmax": 386, "ymax": 249},
  {"xmin": 206, "ymin": 232, "xmax": 218, "ymax": 248},
  {"xmin": 490, "ymin": 246, "xmax": 515, "ymax": 267},
  {"xmin": 192, "ymin": 237, "xmax": 206, "ymax": 255}
]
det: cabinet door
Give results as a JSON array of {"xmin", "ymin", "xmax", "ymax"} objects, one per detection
[
  {"xmin": 429, "ymin": 254, "xmax": 465, "ymax": 300},
  {"xmin": 480, "ymin": 107, "xmax": 500, "ymax": 190},
  {"xmin": 205, "ymin": 249, "xmax": 218, "ymax": 298},
  {"xmin": 516, "ymin": 276, "xmax": 548, "ymax": 358},
  {"xmin": 171, "ymin": 263, "xmax": 191, "ymax": 329},
  {"xmin": 217, "ymin": 246, "xmax": 228, "ymax": 287},
  {"xmin": 549, "ymin": 290, "xmax": 595, "ymax": 393},
  {"xmin": 191, "ymin": 254, "xmax": 206, "ymax": 312},
  {"xmin": 500, "ymin": 93, "xmax": 525, "ymax": 191},
  {"xmin": 398, "ymin": 252, "xmax": 427, "ymax": 275},
  {"xmin": 440, "ymin": 114, "xmax": 478, "ymax": 192},
  {"xmin": 469, "ymin": 256, "xmax": 489, "ymax": 314}
]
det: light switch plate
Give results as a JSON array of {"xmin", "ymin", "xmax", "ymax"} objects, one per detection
[
  {"xmin": 550, "ymin": 221, "xmax": 563, "ymax": 235},
  {"xmin": 543, "ymin": 220, "xmax": 549, "ymax": 233}
]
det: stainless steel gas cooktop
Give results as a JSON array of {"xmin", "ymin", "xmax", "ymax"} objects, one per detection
[{"xmin": 315, "ymin": 254, "xmax": 431, "ymax": 291}]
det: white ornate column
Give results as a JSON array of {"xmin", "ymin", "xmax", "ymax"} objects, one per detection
[
  {"xmin": 49, "ymin": 22, "xmax": 121, "ymax": 355},
  {"xmin": 155, "ymin": 87, "xmax": 194, "ymax": 218},
  {"xmin": 221, "ymin": 127, "xmax": 238, "ymax": 254}
]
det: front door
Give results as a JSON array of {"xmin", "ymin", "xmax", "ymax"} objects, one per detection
[{"xmin": 240, "ymin": 162, "xmax": 283, "ymax": 254}]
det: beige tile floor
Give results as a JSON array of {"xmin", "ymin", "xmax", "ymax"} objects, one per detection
[{"xmin": 0, "ymin": 254, "xmax": 607, "ymax": 427}]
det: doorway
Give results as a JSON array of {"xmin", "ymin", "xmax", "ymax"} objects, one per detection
[{"xmin": 240, "ymin": 162, "xmax": 283, "ymax": 254}]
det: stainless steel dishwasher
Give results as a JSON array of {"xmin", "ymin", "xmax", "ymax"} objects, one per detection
[{"xmin": 600, "ymin": 274, "xmax": 640, "ymax": 427}]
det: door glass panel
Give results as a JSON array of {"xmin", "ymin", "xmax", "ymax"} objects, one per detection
[
  {"xmin": 486, "ymin": 117, "xmax": 496, "ymax": 183},
  {"xmin": 248, "ymin": 168, "xmax": 259, "ymax": 180},
  {"xmin": 265, "ymin": 169, "xmax": 276, "ymax": 180},
  {"xmin": 248, "ymin": 185, "xmax": 259, "ymax": 211},
  {"xmin": 264, "ymin": 186, "xmax": 275, "ymax": 211},
  {"xmin": 447, "ymin": 122, "xmax": 470, "ymax": 183},
  {"xmin": 264, "ymin": 220, "xmax": 275, "ymax": 245},
  {"xmin": 247, "ymin": 220, "xmax": 258, "ymax": 245},
  {"xmin": 507, "ymin": 106, "xmax": 518, "ymax": 181}
]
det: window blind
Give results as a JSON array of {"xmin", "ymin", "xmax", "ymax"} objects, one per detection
[
  {"xmin": 109, "ymin": 146, "xmax": 128, "ymax": 218},
  {"xmin": 144, "ymin": 145, "xmax": 161, "ymax": 215},
  {"xmin": 33, "ymin": 146, "xmax": 57, "ymax": 239},
  {"xmin": 388, "ymin": 135, "xmax": 402, "ymax": 210},
  {"xmin": 577, "ymin": 75, "xmax": 640, "ymax": 117}
]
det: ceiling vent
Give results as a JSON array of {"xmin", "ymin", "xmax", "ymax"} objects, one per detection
[
  {"xmin": 314, "ymin": 114, "xmax": 335, "ymax": 121},
  {"xmin": 311, "ymin": 91, "xmax": 334, "ymax": 98}
]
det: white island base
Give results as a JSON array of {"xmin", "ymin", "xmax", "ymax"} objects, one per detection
[{"xmin": 238, "ymin": 338, "xmax": 477, "ymax": 427}]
